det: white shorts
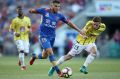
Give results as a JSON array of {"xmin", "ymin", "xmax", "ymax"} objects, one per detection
[
  {"xmin": 15, "ymin": 40, "xmax": 30, "ymax": 53},
  {"xmin": 68, "ymin": 42, "xmax": 97, "ymax": 56}
]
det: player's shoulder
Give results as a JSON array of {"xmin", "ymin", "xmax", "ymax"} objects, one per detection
[
  {"xmin": 24, "ymin": 16, "xmax": 30, "ymax": 19},
  {"xmin": 57, "ymin": 12, "xmax": 66, "ymax": 18},
  {"xmin": 87, "ymin": 20, "xmax": 93, "ymax": 24},
  {"xmin": 39, "ymin": 8, "xmax": 50, "ymax": 12},
  {"xmin": 100, "ymin": 23, "xmax": 106, "ymax": 28},
  {"xmin": 12, "ymin": 17, "xmax": 18, "ymax": 22}
]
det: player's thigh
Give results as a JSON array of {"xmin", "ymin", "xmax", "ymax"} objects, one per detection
[
  {"xmin": 68, "ymin": 43, "xmax": 85, "ymax": 56},
  {"xmin": 85, "ymin": 43, "xmax": 97, "ymax": 54},
  {"xmin": 23, "ymin": 41, "xmax": 30, "ymax": 53},
  {"xmin": 15, "ymin": 40, "xmax": 24, "ymax": 52},
  {"xmin": 40, "ymin": 36, "xmax": 52, "ymax": 49},
  {"xmin": 42, "ymin": 49, "xmax": 48, "ymax": 58},
  {"xmin": 50, "ymin": 37, "xmax": 55, "ymax": 48}
]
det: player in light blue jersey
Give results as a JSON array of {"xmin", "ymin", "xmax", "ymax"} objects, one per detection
[{"xmin": 29, "ymin": 0, "xmax": 84, "ymax": 77}]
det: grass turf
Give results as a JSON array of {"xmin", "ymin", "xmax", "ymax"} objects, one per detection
[{"xmin": 0, "ymin": 56, "xmax": 120, "ymax": 79}]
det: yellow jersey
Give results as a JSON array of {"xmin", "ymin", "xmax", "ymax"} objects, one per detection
[
  {"xmin": 76, "ymin": 21, "xmax": 106, "ymax": 45},
  {"xmin": 10, "ymin": 16, "xmax": 31, "ymax": 41}
]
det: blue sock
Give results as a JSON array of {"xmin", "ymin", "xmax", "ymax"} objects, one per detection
[
  {"xmin": 49, "ymin": 55, "xmax": 60, "ymax": 73},
  {"xmin": 49, "ymin": 54, "xmax": 56, "ymax": 62},
  {"xmin": 32, "ymin": 53, "xmax": 36, "ymax": 58},
  {"xmin": 54, "ymin": 66, "xmax": 60, "ymax": 73},
  {"xmin": 38, "ymin": 53, "xmax": 42, "ymax": 59},
  {"xmin": 32, "ymin": 53, "xmax": 42, "ymax": 59}
]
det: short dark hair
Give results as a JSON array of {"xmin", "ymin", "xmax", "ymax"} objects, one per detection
[
  {"xmin": 17, "ymin": 5, "xmax": 22, "ymax": 9},
  {"xmin": 51, "ymin": 0, "xmax": 60, "ymax": 4},
  {"xmin": 92, "ymin": 17, "xmax": 101, "ymax": 22}
]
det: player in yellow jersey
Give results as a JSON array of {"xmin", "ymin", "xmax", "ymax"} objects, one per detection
[
  {"xmin": 9, "ymin": 6, "xmax": 31, "ymax": 70},
  {"xmin": 48, "ymin": 17, "xmax": 106, "ymax": 76}
]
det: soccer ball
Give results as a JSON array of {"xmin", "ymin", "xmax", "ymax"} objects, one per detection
[{"xmin": 62, "ymin": 67, "xmax": 72, "ymax": 78}]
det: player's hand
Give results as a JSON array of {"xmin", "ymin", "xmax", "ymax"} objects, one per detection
[
  {"xmin": 79, "ymin": 31, "xmax": 88, "ymax": 39},
  {"xmin": 29, "ymin": 8, "xmax": 35, "ymax": 13},
  {"xmin": 14, "ymin": 32, "xmax": 20, "ymax": 37},
  {"xmin": 82, "ymin": 35, "xmax": 88, "ymax": 39},
  {"xmin": 29, "ymin": 9, "xmax": 33, "ymax": 13}
]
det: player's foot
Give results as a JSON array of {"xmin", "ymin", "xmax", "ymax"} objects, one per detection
[
  {"xmin": 80, "ymin": 66, "xmax": 88, "ymax": 74},
  {"xmin": 48, "ymin": 67, "xmax": 55, "ymax": 76},
  {"xmin": 18, "ymin": 60, "xmax": 21, "ymax": 66},
  {"xmin": 21, "ymin": 66, "xmax": 26, "ymax": 70},
  {"xmin": 29, "ymin": 57, "xmax": 36, "ymax": 65},
  {"xmin": 58, "ymin": 72, "xmax": 64, "ymax": 77}
]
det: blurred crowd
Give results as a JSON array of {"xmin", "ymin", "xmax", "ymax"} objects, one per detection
[
  {"xmin": 0, "ymin": 0, "xmax": 120, "ymax": 58},
  {"xmin": 97, "ymin": 30, "xmax": 120, "ymax": 58},
  {"xmin": 0, "ymin": 0, "xmax": 86, "ymax": 57}
]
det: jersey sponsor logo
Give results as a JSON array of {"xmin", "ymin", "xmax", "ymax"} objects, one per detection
[
  {"xmin": 44, "ymin": 19, "xmax": 56, "ymax": 28},
  {"xmin": 41, "ymin": 38, "xmax": 47, "ymax": 43},
  {"xmin": 20, "ymin": 26, "xmax": 25, "ymax": 32},
  {"xmin": 45, "ymin": 13, "xmax": 49, "ymax": 17},
  {"xmin": 56, "ymin": 16, "xmax": 59, "ymax": 21}
]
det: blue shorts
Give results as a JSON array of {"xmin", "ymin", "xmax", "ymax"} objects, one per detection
[{"xmin": 39, "ymin": 36, "xmax": 55, "ymax": 49}]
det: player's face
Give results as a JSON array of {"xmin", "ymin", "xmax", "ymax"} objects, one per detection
[
  {"xmin": 17, "ymin": 8, "xmax": 23, "ymax": 16},
  {"xmin": 51, "ymin": 3, "xmax": 60, "ymax": 13},
  {"xmin": 93, "ymin": 22, "xmax": 100, "ymax": 29}
]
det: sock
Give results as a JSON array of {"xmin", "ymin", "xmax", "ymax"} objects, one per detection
[
  {"xmin": 35, "ymin": 53, "xmax": 42, "ymax": 59},
  {"xmin": 32, "ymin": 53, "xmax": 42, "ymax": 59},
  {"xmin": 19, "ymin": 53, "xmax": 25, "ymax": 66},
  {"xmin": 83, "ymin": 54, "xmax": 95, "ymax": 67},
  {"xmin": 53, "ymin": 66, "xmax": 61, "ymax": 74},
  {"xmin": 49, "ymin": 54, "xmax": 61, "ymax": 73},
  {"xmin": 56, "ymin": 56, "xmax": 65, "ymax": 66}
]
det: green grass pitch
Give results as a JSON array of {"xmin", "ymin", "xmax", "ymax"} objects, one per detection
[{"xmin": 0, "ymin": 56, "xmax": 120, "ymax": 79}]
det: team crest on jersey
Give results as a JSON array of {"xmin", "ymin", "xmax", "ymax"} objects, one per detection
[
  {"xmin": 56, "ymin": 16, "xmax": 59, "ymax": 21},
  {"xmin": 45, "ymin": 13, "xmax": 49, "ymax": 17},
  {"xmin": 41, "ymin": 38, "xmax": 47, "ymax": 43},
  {"xmin": 20, "ymin": 26, "xmax": 25, "ymax": 32}
]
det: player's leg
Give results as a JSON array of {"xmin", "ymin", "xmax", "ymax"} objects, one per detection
[
  {"xmin": 42, "ymin": 37, "xmax": 64, "ymax": 77},
  {"xmin": 30, "ymin": 50, "xmax": 48, "ymax": 65},
  {"xmin": 80, "ymin": 43, "xmax": 97, "ymax": 74},
  {"xmin": 21, "ymin": 41, "xmax": 30, "ymax": 70},
  {"xmin": 30, "ymin": 36, "xmax": 49, "ymax": 65},
  {"xmin": 48, "ymin": 42, "xmax": 85, "ymax": 76},
  {"xmin": 48, "ymin": 54, "xmax": 73, "ymax": 76},
  {"xmin": 16, "ymin": 40, "xmax": 26, "ymax": 70},
  {"xmin": 46, "ymin": 48, "xmax": 64, "ymax": 77}
]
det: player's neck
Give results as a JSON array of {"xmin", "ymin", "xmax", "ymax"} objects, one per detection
[
  {"xmin": 18, "ymin": 14, "xmax": 24, "ymax": 19},
  {"xmin": 50, "ymin": 8, "xmax": 57, "ymax": 14}
]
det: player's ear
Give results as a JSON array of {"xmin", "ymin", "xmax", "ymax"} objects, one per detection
[{"xmin": 16, "ymin": 9, "xmax": 18, "ymax": 12}]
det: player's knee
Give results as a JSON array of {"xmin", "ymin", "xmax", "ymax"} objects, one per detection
[
  {"xmin": 65, "ymin": 54, "xmax": 73, "ymax": 61},
  {"xmin": 20, "ymin": 50, "xmax": 24, "ymax": 53},
  {"xmin": 45, "ymin": 48, "xmax": 53, "ymax": 55},
  {"xmin": 90, "ymin": 53, "xmax": 96, "ymax": 57},
  {"xmin": 24, "ymin": 53, "xmax": 28, "ymax": 56},
  {"xmin": 42, "ymin": 55, "xmax": 48, "ymax": 59}
]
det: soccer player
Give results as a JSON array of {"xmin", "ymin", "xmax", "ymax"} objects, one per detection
[
  {"xmin": 9, "ymin": 6, "xmax": 31, "ymax": 70},
  {"xmin": 29, "ymin": 0, "xmax": 84, "ymax": 77},
  {"xmin": 48, "ymin": 16, "xmax": 106, "ymax": 76}
]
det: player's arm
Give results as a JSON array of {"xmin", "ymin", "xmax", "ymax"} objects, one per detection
[
  {"xmin": 27, "ymin": 17, "xmax": 32, "ymax": 35},
  {"xmin": 9, "ymin": 19, "xmax": 20, "ymax": 37},
  {"xmin": 29, "ymin": 8, "xmax": 39, "ymax": 14},
  {"xmin": 29, "ymin": 8, "xmax": 45, "ymax": 14},
  {"xmin": 67, "ymin": 21, "xmax": 85, "ymax": 35},
  {"xmin": 9, "ymin": 19, "xmax": 15, "ymax": 33},
  {"xmin": 60, "ymin": 14, "xmax": 85, "ymax": 36}
]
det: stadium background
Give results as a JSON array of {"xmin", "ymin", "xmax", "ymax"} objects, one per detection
[{"xmin": 0, "ymin": 0, "xmax": 120, "ymax": 79}]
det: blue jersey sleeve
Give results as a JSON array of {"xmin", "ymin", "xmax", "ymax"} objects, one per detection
[
  {"xmin": 36, "ymin": 8, "xmax": 45, "ymax": 14},
  {"xmin": 60, "ymin": 14, "xmax": 69, "ymax": 24}
]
